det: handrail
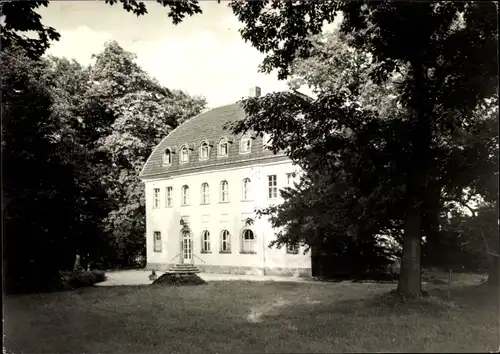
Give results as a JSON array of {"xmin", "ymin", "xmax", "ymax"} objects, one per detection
[
  {"xmin": 193, "ymin": 254, "xmax": 207, "ymax": 263},
  {"xmin": 169, "ymin": 253, "xmax": 180, "ymax": 263}
]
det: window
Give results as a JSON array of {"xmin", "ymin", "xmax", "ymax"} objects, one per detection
[
  {"xmin": 268, "ymin": 175, "xmax": 277, "ymax": 199},
  {"xmin": 180, "ymin": 145, "xmax": 189, "ymax": 163},
  {"xmin": 286, "ymin": 173, "xmax": 295, "ymax": 186},
  {"xmin": 220, "ymin": 230, "xmax": 231, "ymax": 252},
  {"xmin": 153, "ymin": 188, "xmax": 160, "ymax": 209},
  {"xmin": 201, "ymin": 183, "xmax": 210, "ymax": 204},
  {"xmin": 153, "ymin": 231, "xmax": 162, "ymax": 252},
  {"xmin": 263, "ymin": 133, "xmax": 272, "ymax": 150},
  {"xmin": 165, "ymin": 187, "xmax": 173, "ymax": 207},
  {"xmin": 240, "ymin": 136, "xmax": 251, "ymax": 153},
  {"xmin": 181, "ymin": 185, "xmax": 189, "ymax": 206},
  {"xmin": 241, "ymin": 229, "xmax": 256, "ymax": 253},
  {"xmin": 162, "ymin": 149, "xmax": 172, "ymax": 166},
  {"xmin": 242, "ymin": 178, "xmax": 251, "ymax": 201},
  {"xmin": 218, "ymin": 138, "xmax": 229, "ymax": 157},
  {"xmin": 200, "ymin": 142, "xmax": 209, "ymax": 160},
  {"xmin": 286, "ymin": 243, "xmax": 299, "ymax": 254},
  {"xmin": 220, "ymin": 180, "xmax": 229, "ymax": 202},
  {"xmin": 201, "ymin": 230, "xmax": 211, "ymax": 253}
]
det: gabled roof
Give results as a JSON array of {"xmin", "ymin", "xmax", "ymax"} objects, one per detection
[{"xmin": 139, "ymin": 102, "xmax": 284, "ymax": 180}]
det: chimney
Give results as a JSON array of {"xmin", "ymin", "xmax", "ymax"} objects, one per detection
[{"xmin": 248, "ymin": 86, "xmax": 261, "ymax": 98}]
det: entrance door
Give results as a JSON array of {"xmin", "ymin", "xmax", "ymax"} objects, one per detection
[{"xmin": 182, "ymin": 231, "xmax": 192, "ymax": 264}]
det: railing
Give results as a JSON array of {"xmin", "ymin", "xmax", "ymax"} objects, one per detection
[
  {"xmin": 193, "ymin": 254, "xmax": 207, "ymax": 263},
  {"xmin": 169, "ymin": 253, "xmax": 180, "ymax": 263}
]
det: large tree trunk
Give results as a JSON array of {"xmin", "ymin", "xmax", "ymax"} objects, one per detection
[
  {"xmin": 396, "ymin": 61, "xmax": 432, "ymax": 298},
  {"xmin": 397, "ymin": 178, "xmax": 423, "ymax": 297},
  {"xmin": 487, "ymin": 198, "xmax": 499, "ymax": 287}
]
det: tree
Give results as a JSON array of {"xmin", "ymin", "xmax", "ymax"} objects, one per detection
[
  {"xmin": 43, "ymin": 56, "xmax": 114, "ymax": 269},
  {"xmin": 1, "ymin": 47, "xmax": 80, "ymax": 292},
  {"xmin": 225, "ymin": 1, "xmax": 498, "ymax": 297},
  {"xmin": 82, "ymin": 41, "xmax": 206, "ymax": 266},
  {"xmin": 0, "ymin": 0, "xmax": 203, "ymax": 59}
]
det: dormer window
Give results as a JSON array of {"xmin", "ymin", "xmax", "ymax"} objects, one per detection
[
  {"xmin": 200, "ymin": 141, "xmax": 209, "ymax": 160},
  {"xmin": 218, "ymin": 138, "xmax": 229, "ymax": 157},
  {"xmin": 162, "ymin": 149, "xmax": 172, "ymax": 166},
  {"xmin": 240, "ymin": 135, "xmax": 251, "ymax": 154},
  {"xmin": 180, "ymin": 145, "xmax": 189, "ymax": 163}
]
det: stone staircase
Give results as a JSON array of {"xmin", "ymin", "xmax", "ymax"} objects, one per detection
[{"xmin": 166, "ymin": 263, "xmax": 201, "ymax": 274}]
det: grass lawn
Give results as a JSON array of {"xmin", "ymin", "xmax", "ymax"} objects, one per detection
[{"xmin": 4, "ymin": 274, "xmax": 499, "ymax": 353}]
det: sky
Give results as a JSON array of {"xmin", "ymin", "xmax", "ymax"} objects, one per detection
[{"xmin": 36, "ymin": 1, "xmax": 333, "ymax": 109}]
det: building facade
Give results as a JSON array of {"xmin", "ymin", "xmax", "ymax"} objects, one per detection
[{"xmin": 139, "ymin": 88, "xmax": 312, "ymax": 277}]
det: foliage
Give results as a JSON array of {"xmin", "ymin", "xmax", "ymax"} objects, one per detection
[
  {"xmin": 227, "ymin": 1, "xmax": 498, "ymax": 297},
  {"xmin": 152, "ymin": 273, "xmax": 208, "ymax": 286},
  {"xmin": 62, "ymin": 269, "xmax": 107, "ymax": 288},
  {"xmin": 1, "ymin": 47, "xmax": 80, "ymax": 294},
  {"xmin": 0, "ymin": 0, "xmax": 203, "ymax": 59},
  {"xmin": 86, "ymin": 41, "xmax": 206, "ymax": 266}
]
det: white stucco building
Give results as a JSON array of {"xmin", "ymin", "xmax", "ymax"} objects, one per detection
[{"xmin": 139, "ymin": 87, "xmax": 312, "ymax": 277}]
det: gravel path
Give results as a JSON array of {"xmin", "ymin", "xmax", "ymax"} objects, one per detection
[{"xmin": 96, "ymin": 270, "xmax": 314, "ymax": 286}]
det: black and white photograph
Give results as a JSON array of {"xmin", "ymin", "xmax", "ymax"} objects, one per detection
[{"xmin": 2, "ymin": 1, "xmax": 499, "ymax": 353}]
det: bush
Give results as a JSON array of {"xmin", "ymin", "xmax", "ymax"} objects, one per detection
[
  {"xmin": 152, "ymin": 273, "xmax": 207, "ymax": 286},
  {"xmin": 63, "ymin": 270, "xmax": 106, "ymax": 288}
]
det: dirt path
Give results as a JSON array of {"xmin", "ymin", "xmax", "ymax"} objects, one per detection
[{"xmin": 96, "ymin": 270, "xmax": 315, "ymax": 286}]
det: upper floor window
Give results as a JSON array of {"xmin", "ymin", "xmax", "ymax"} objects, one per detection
[
  {"xmin": 201, "ymin": 230, "xmax": 211, "ymax": 253},
  {"xmin": 200, "ymin": 141, "xmax": 209, "ymax": 160},
  {"xmin": 263, "ymin": 133, "xmax": 272, "ymax": 150},
  {"xmin": 268, "ymin": 175, "xmax": 277, "ymax": 199},
  {"xmin": 181, "ymin": 185, "xmax": 189, "ymax": 206},
  {"xmin": 242, "ymin": 178, "xmax": 251, "ymax": 201},
  {"xmin": 201, "ymin": 183, "xmax": 210, "ymax": 204},
  {"xmin": 241, "ymin": 229, "xmax": 256, "ymax": 253},
  {"xmin": 153, "ymin": 188, "xmax": 160, "ymax": 209},
  {"xmin": 154, "ymin": 231, "xmax": 162, "ymax": 252},
  {"xmin": 220, "ymin": 229, "xmax": 231, "ymax": 253},
  {"xmin": 218, "ymin": 138, "xmax": 229, "ymax": 157},
  {"xmin": 220, "ymin": 180, "xmax": 229, "ymax": 203},
  {"xmin": 240, "ymin": 136, "xmax": 251, "ymax": 154},
  {"xmin": 286, "ymin": 243, "xmax": 299, "ymax": 254},
  {"xmin": 165, "ymin": 186, "xmax": 173, "ymax": 207},
  {"xmin": 162, "ymin": 149, "xmax": 172, "ymax": 166},
  {"xmin": 180, "ymin": 145, "xmax": 189, "ymax": 163}
]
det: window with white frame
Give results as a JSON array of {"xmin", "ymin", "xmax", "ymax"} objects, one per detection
[
  {"xmin": 180, "ymin": 145, "xmax": 189, "ymax": 163},
  {"xmin": 153, "ymin": 231, "xmax": 162, "ymax": 252},
  {"xmin": 286, "ymin": 172, "xmax": 295, "ymax": 186},
  {"xmin": 153, "ymin": 188, "xmax": 160, "ymax": 208},
  {"xmin": 201, "ymin": 230, "xmax": 211, "ymax": 253},
  {"xmin": 286, "ymin": 243, "xmax": 299, "ymax": 254},
  {"xmin": 220, "ymin": 180, "xmax": 229, "ymax": 202},
  {"xmin": 220, "ymin": 229, "xmax": 231, "ymax": 252},
  {"xmin": 165, "ymin": 187, "xmax": 173, "ymax": 207},
  {"xmin": 240, "ymin": 136, "xmax": 251, "ymax": 153},
  {"xmin": 181, "ymin": 185, "xmax": 189, "ymax": 206},
  {"xmin": 241, "ymin": 229, "xmax": 256, "ymax": 253},
  {"xmin": 201, "ymin": 183, "xmax": 210, "ymax": 204},
  {"xmin": 263, "ymin": 133, "xmax": 272, "ymax": 150},
  {"xmin": 200, "ymin": 142, "xmax": 209, "ymax": 160},
  {"xmin": 218, "ymin": 138, "xmax": 229, "ymax": 157},
  {"xmin": 242, "ymin": 178, "xmax": 251, "ymax": 201},
  {"xmin": 268, "ymin": 175, "xmax": 277, "ymax": 199},
  {"xmin": 162, "ymin": 149, "xmax": 172, "ymax": 166}
]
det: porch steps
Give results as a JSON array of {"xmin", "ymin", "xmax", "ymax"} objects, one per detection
[{"xmin": 166, "ymin": 263, "xmax": 201, "ymax": 274}]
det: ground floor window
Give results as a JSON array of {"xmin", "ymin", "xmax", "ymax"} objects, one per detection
[
  {"xmin": 153, "ymin": 231, "xmax": 162, "ymax": 252},
  {"xmin": 241, "ymin": 229, "xmax": 256, "ymax": 253},
  {"xmin": 201, "ymin": 230, "xmax": 211, "ymax": 253},
  {"xmin": 220, "ymin": 230, "xmax": 231, "ymax": 253}
]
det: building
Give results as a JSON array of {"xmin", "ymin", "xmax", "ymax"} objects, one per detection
[{"xmin": 139, "ymin": 87, "xmax": 312, "ymax": 277}]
